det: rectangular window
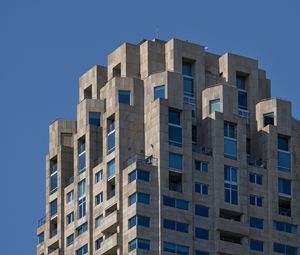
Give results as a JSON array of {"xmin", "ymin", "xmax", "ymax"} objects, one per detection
[
  {"xmin": 67, "ymin": 212, "xmax": 74, "ymax": 225},
  {"xmin": 274, "ymin": 243, "xmax": 297, "ymax": 255},
  {"xmin": 76, "ymin": 222, "xmax": 88, "ymax": 236},
  {"xmin": 249, "ymin": 173, "xmax": 262, "ymax": 185},
  {"xmin": 67, "ymin": 190, "xmax": 74, "ymax": 203},
  {"xmin": 250, "ymin": 239, "xmax": 264, "ymax": 252},
  {"xmin": 195, "ymin": 183, "xmax": 208, "ymax": 195},
  {"xmin": 224, "ymin": 166, "xmax": 238, "ymax": 205},
  {"xmin": 154, "ymin": 85, "xmax": 165, "ymax": 100},
  {"xmin": 128, "ymin": 238, "xmax": 150, "ymax": 252},
  {"xmin": 128, "ymin": 169, "xmax": 150, "ymax": 183},
  {"xmin": 95, "ymin": 214, "xmax": 103, "ymax": 228},
  {"xmin": 95, "ymin": 170, "xmax": 103, "ymax": 183},
  {"xmin": 238, "ymin": 90, "xmax": 247, "ymax": 110},
  {"xmin": 37, "ymin": 232, "xmax": 44, "ymax": 244},
  {"xmin": 163, "ymin": 242, "xmax": 189, "ymax": 255},
  {"xmin": 224, "ymin": 122, "xmax": 237, "ymax": 160},
  {"xmin": 66, "ymin": 234, "xmax": 74, "ymax": 246},
  {"xmin": 128, "ymin": 215, "xmax": 150, "ymax": 229},
  {"xmin": 50, "ymin": 199, "xmax": 57, "ymax": 216},
  {"xmin": 209, "ymin": 99, "xmax": 220, "ymax": 113},
  {"xmin": 107, "ymin": 159, "xmax": 115, "ymax": 178},
  {"xmin": 128, "ymin": 192, "xmax": 150, "ymax": 206},
  {"xmin": 195, "ymin": 251, "xmax": 209, "ymax": 255},
  {"xmin": 118, "ymin": 90, "xmax": 131, "ymax": 105},
  {"xmin": 195, "ymin": 160, "xmax": 208, "ymax": 172},
  {"xmin": 273, "ymin": 221, "xmax": 297, "ymax": 234},
  {"xmin": 168, "ymin": 109, "xmax": 182, "ymax": 147},
  {"xmin": 195, "ymin": 228, "xmax": 209, "ymax": 240},
  {"xmin": 278, "ymin": 135, "xmax": 291, "ymax": 172},
  {"xmin": 195, "ymin": 205, "xmax": 209, "ymax": 217},
  {"xmin": 169, "ymin": 171, "xmax": 182, "ymax": 192},
  {"xmin": 163, "ymin": 196, "xmax": 189, "ymax": 210},
  {"xmin": 78, "ymin": 179, "xmax": 86, "ymax": 219},
  {"xmin": 76, "ymin": 244, "xmax": 88, "ymax": 255},
  {"xmin": 95, "ymin": 237, "xmax": 103, "ymax": 250},
  {"xmin": 163, "ymin": 219, "xmax": 189, "ymax": 233},
  {"xmin": 169, "ymin": 152, "xmax": 183, "ymax": 171},
  {"xmin": 95, "ymin": 192, "xmax": 103, "ymax": 205},
  {"xmin": 182, "ymin": 61, "xmax": 194, "ymax": 98},
  {"xmin": 192, "ymin": 125, "xmax": 197, "ymax": 143},
  {"xmin": 278, "ymin": 178, "xmax": 291, "ymax": 195},
  {"xmin": 279, "ymin": 197, "xmax": 291, "ymax": 217},
  {"xmin": 78, "ymin": 137, "xmax": 86, "ymax": 173},
  {"xmin": 89, "ymin": 112, "xmax": 101, "ymax": 126},
  {"xmin": 107, "ymin": 117, "xmax": 115, "ymax": 154},
  {"xmin": 250, "ymin": 195, "xmax": 263, "ymax": 207},
  {"xmin": 50, "ymin": 158, "xmax": 58, "ymax": 194},
  {"xmin": 263, "ymin": 112, "xmax": 274, "ymax": 126},
  {"xmin": 250, "ymin": 217, "xmax": 264, "ymax": 229}
]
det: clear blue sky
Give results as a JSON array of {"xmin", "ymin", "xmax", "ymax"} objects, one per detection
[{"xmin": 0, "ymin": 0, "xmax": 299, "ymax": 254}]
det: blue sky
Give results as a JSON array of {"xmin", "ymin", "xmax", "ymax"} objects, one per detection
[{"xmin": 0, "ymin": 0, "xmax": 300, "ymax": 254}]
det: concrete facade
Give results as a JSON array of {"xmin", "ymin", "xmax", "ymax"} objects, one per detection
[{"xmin": 37, "ymin": 38, "xmax": 300, "ymax": 255}]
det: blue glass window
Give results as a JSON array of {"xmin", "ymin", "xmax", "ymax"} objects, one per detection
[
  {"xmin": 163, "ymin": 242, "xmax": 189, "ymax": 255},
  {"xmin": 50, "ymin": 199, "xmax": 57, "ymax": 216},
  {"xmin": 95, "ymin": 237, "xmax": 103, "ymax": 250},
  {"xmin": 78, "ymin": 197, "xmax": 86, "ymax": 218},
  {"xmin": 154, "ymin": 85, "xmax": 165, "ymax": 100},
  {"xmin": 66, "ymin": 234, "xmax": 74, "ymax": 246},
  {"xmin": 118, "ymin": 90, "xmax": 131, "ymax": 105},
  {"xmin": 278, "ymin": 178, "xmax": 291, "ymax": 195},
  {"xmin": 128, "ymin": 215, "xmax": 150, "ymax": 229},
  {"xmin": 264, "ymin": 112, "xmax": 274, "ymax": 126},
  {"xmin": 238, "ymin": 90, "xmax": 247, "ymax": 110},
  {"xmin": 78, "ymin": 179, "xmax": 86, "ymax": 197},
  {"xmin": 236, "ymin": 75, "xmax": 246, "ymax": 89},
  {"xmin": 128, "ymin": 169, "xmax": 150, "ymax": 183},
  {"xmin": 169, "ymin": 109, "xmax": 182, "ymax": 147},
  {"xmin": 224, "ymin": 166, "xmax": 238, "ymax": 205},
  {"xmin": 250, "ymin": 239, "xmax": 264, "ymax": 252},
  {"xmin": 224, "ymin": 123, "xmax": 237, "ymax": 160},
  {"xmin": 76, "ymin": 222, "xmax": 88, "ymax": 236},
  {"xmin": 95, "ymin": 215, "xmax": 103, "ymax": 228},
  {"xmin": 67, "ymin": 212, "xmax": 74, "ymax": 224},
  {"xmin": 107, "ymin": 118, "xmax": 115, "ymax": 154},
  {"xmin": 250, "ymin": 195, "xmax": 263, "ymax": 207},
  {"xmin": 128, "ymin": 238, "xmax": 150, "ymax": 252},
  {"xmin": 95, "ymin": 170, "xmax": 103, "ymax": 183},
  {"xmin": 67, "ymin": 190, "xmax": 74, "ymax": 203},
  {"xmin": 50, "ymin": 159, "xmax": 58, "ymax": 193},
  {"xmin": 163, "ymin": 219, "xmax": 188, "ymax": 233},
  {"xmin": 107, "ymin": 159, "xmax": 115, "ymax": 178},
  {"xmin": 250, "ymin": 217, "xmax": 263, "ymax": 229},
  {"xmin": 195, "ymin": 251, "xmax": 209, "ymax": 255},
  {"xmin": 195, "ymin": 228, "xmax": 209, "ymax": 240},
  {"xmin": 195, "ymin": 160, "xmax": 208, "ymax": 172},
  {"xmin": 277, "ymin": 135, "xmax": 291, "ymax": 171},
  {"xmin": 95, "ymin": 192, "xmax": 103, "ymax": 205},
  {"xmin": 76, "ymin": 244, "xmax": 88, "ymax": 255},
  {"xmin": 163, "ymin": 196, "xmax": 188, "ymax": 210},
  {"xmin": 78, "ymin": 137, "xmax": 86, "ymax": 173},
  {"xmin": 249, "ymin": 173, "xmax": 262, "ymax": 185},
  {"xmin": 183, "ymin": 77, "xmax": 194, "ymax": 97},
  {"xmin": 195, "ymin": 183, "xmax": 208, "ymax": 195},
  {"xmin": 37, "ymin": 232, "xmax": 44, "ymax": 244},
  {"xmin": 182, "ymin": 61, "xmax": 192, "ymax": 76},
  {"xmin": 273, "ymin": 221, "xmax": 297, "ymax": 234},
  {"xmin": 169, "ymin": 152, "xmax": 183, "ymax": 171},
  {"xmin": 274, "ymin": 243, "xmax": 297, "ymax": 255},
  {"xmin": 278, "ymin": 135, "xmax": 289, "ymax": 151},
  {"xmin": 128, "ymin": 192, "xmax": 150, "ymax": 206},
  {"xmin": 209, "ymin": 99, "xmax": 220, "ymax": 113},
  {"xmin": 89, "ymin": 112, "xmax": 101, "ymax": 126},
  {"xmin": 195, "ymin": 205, "xmax": 209, "ymax": 217}
]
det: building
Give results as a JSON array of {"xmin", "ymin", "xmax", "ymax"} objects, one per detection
[{"xmin": 36, "ymin": 38, "xmax": 300, "ymax": 255}]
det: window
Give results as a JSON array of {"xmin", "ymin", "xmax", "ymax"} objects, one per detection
[
  {"xmin": 128, "ymin": 215, "xmax": 150, "ymax": 229},
  {"xmin": 107, "ymin": 159, "xmax": 115, "ymax": 178},
  {"xmin": 154, "ymin": 85, "xmax": 165, "ymax": 100},
  {"xmin": 50, "ymin": 199, "xmax": 57, "ymax": 216},
  {"xmin": 66, "ymin": 234, "xmax": 74, "ymax": 246},
  {"xmin": 195, "ymin": 228, "xmax": 209, "ymax": 240},
  {"xmin": 95, "ymin": 237, "xmax": 103, "ymax": 250},
  {"xmin": 195, "ymin": 251, "xmax": 209, "ymax": 255},
  {"xmin": 192, "ymin": 125, "xmax": 197, "ymax": 143},
  {"xmin": 220, "ymin": 232, "xmax": 242, "ymax": 244},
  {"xmin": 236, "ymin": 75, "xmax": 247, "ymax": 110},
  {"xmin": 182, "ymin": 61, "xmax": 194, "ymax": 97},
  {"xmin": 195, "ymin": 205, "xmax": 209, "ymax": 217},
  {"xmin": 76, "ymin": 244, "xmax": 88, "ymax": 255},
  {"xmin": 128, "ymin": 192, "xmax": 150, "ymax": 206},
  {"xmin": 195, "ymin": 183, "xmax": 208, "ymax": 195},
  {"xmin": 249, "ymin": 173, "xmax": 262, "ymax": 185},
  {"xmin": 67, "ymin": 212, "xmax": 74, "ymax": 225},
  {"xmin": 78, "ymin": 137, "xmax": 86, "ymax": 173},
  {"xmin": 279, "ymin": 197, "xmax": 291, "ymax": 217},
  {"xmin": 89, "ymin": 112, "xmax": 100, "ymax": 126},
  {"xmin": 95, "ymin": 192, "xmax": 103, "ymax": 205},
  {"xmin": 220, "ymin": 209, "xmax": 241, "ymax": 221},
  {"xmin": 50, "ymin": 158, "xmax": 58, "ymax": 194},
  {"xmin": 209, "ymin": 99, "xmax": 220, "ymax": 113},
  {"xmin": 107, "ymin": 117, "xmax": 115, "ymax": 154},
  {"xmin": 168, "ymin": 109, "xmax": 182, "ymax": 147},
  {"xmin": 67, "ymin": 190, "xmax": 74, "ymax": 203},
  {"xmin": 118, "ymin": 90, "xmax": 131, "ymax": 105},
  {"xmin": 250, "ymin": 217, "xmax": 264, "ymax": 229},
  {"xmin": 278, "ymin": 178, "xmax": 291, "ymax": 195},
  {"xmin": 273, "ymin": 221, "xmax": 297, "ymax": 234},
  {"xmin": 195, "ymin": 160, "xmax": 208, "ymax": 172},
  {"xmin": 278, "ymin": 135, "xmax": 291, "ymax": 172},
  {"xmin": 250, "ymin": 239, "xmax": 264, "ymax": 252},
  {"xmin": 250, "ymin": 195, "xmax": 263, "ymax": 207},
  {"xmin": 163, "ymin": 242, "xmax": 189, "ymax": 255},
  {"xmin": 169, "ymin": 171, "xmax": 182, "ymax": 192},
  {"xmin": 163, "ymin": 196, "xmax": 189, "ymax": 210},
  {"xmin": 274, "ymin": 243, "xmax": 297, "ymax": 255},
  {"xmin": 169, "ymin": 152, "xmax": 183, "ymax": 171},
  {"xmin": 163, "ymin": 219, "xmax": 189, "ymax": 233},
  {"xmin": 95, "ymin": 170, "xmax": 103, "ymax": 183},
  {"xmin": 128, "ymin": 169, "xmax": 150, "ymax": 183},
  {"xmin": 224, "ymin": 122, "xmax": 237, "ymax": 160},
  {"xmin": 37, "ymin": 232, "xmax": 44, "ymax": 244},
  {"xmin": 76, "ymin": 222, "xmax": 88, "ymax": 236},
  {"xmin": 224, "ymin": 166, "xmax": 238, "ymax": 205},
  {"xmin": 264, "ymin": 112, "xmax": 274, "ymax": 126},
  {"xmin": 78, "ymin": 179, "xmax": 86, "ymax": 219},
  {"xmin": 95, "ymin": 214, "xmax": 103, "ymax": 228},
  {"xmin": 128, "ymin": 238, "xmax": 150, "ymax": 252}
]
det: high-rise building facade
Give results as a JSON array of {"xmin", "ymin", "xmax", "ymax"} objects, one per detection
[{"xmin": 37, "ymin": 38, "xmax": 300, "ymax": 255}]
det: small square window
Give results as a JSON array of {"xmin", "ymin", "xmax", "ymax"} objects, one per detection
[{"xmin": 118, "ymin": 90, "xmax": 131, "ymax": 105}]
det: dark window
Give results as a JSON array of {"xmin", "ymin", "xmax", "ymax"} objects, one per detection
[
  {"xmin": 169, "ymin": 152, "xmax": 183, "ymax": 171},
  {"xmin": 76, "ymin": 244, "xmax": 88, "ymax": 255},
  {"xmin": 279, "ymin": 198, "xmax": 291, "ymax": 217},
  {"xmin": 195, "ymin": 205, "xmax": 209, "ymax": 217},
  {"xmin": 128, "ymin": 238, "xmax": 150, "ymax": 252},
  {"xmin": 50, "ymin": 199, "xmax": 57, "ymax": 216},
  {"xmin": 169, "ymin": 109, "xmax": 182, "ymax": 147},
  {"xmin": 195, "ymin": 160, "xmax": 208, "ymax": 172},
  {"xmin": 195, "ymin": 228, "xmax": 209, "ymax": 240},
  {"xmin": 66, "ymin": 234, "xmax": 74, "ymax": 246},
  {"xmin": 274, "ymin": 243, "xmax": 297, "ymax": 255},
  {"xmin": 118, "ymin": 90, "xmax": 131, "ymax": 105},
  {"xmin": 89, "ymin": 112, "xmax": 101, "ymax": 126},
  {"xmin": 169, "ymin": 171, "xmax": 182, "ymax": 192},
  {"xmin": 278, "ymin": 178, "xmax": 291, "ymax": 195},
  {"xmin": 154, "ymin": 85, "xmax": 165, "ymax": 100},
  {"xmin": 250, "ymin": 217, "xmax": 264, "ymax": 229},
  {"xmin": 192, "ymin": 125, "xmax": 197, "ymax": 143},
  {"xmin": 250, "ymin": 239, "xmax": 264, "ymax": 252},
  {"xmin": 263, "ymin": 112, "xmax": 274, "ymax": 126},
  {"xmin": 195, "ymin": 183, "xmax": 208, "ymax": 195}
]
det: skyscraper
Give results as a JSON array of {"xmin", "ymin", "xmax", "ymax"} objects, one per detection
[{"xmin": 37, "ymin": 38, "xmax": 299, "ymax": 255}]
